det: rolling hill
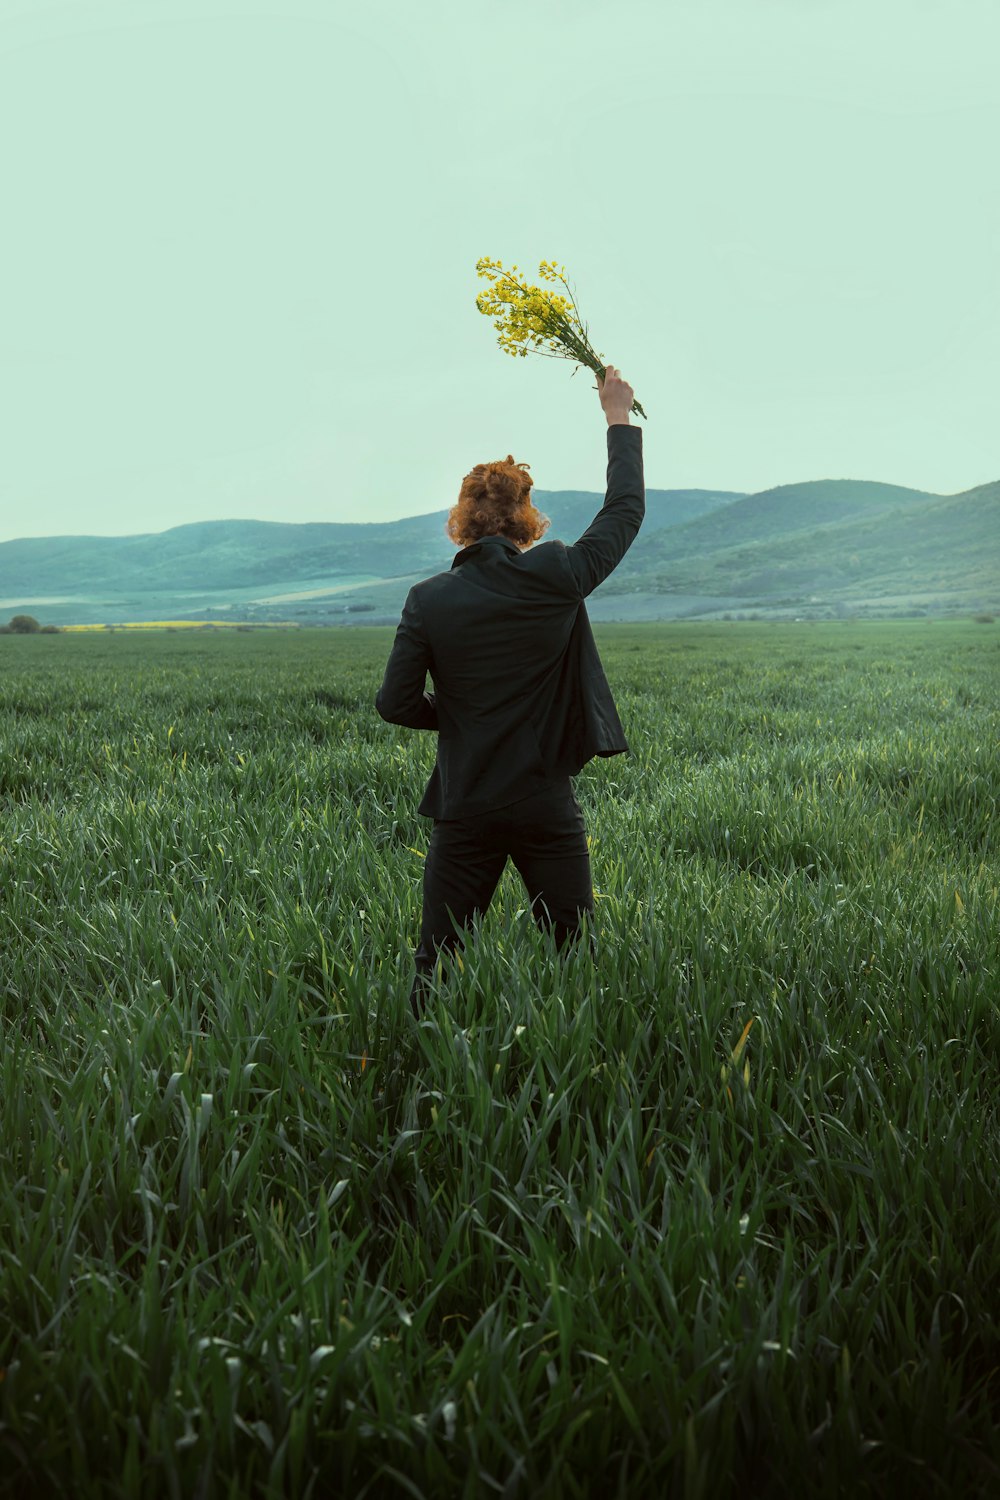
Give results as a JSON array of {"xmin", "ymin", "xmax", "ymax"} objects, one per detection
[
  {"xmin": 601, "ymin": 479, "xmax": 1000, "ymax": 607},
  {"xmin": 1, "ymin": 477, "xmax": 996, "ymax": 626},
  {"xmin": 0, "ymin": 487, "xmax": 741, "ymax": 597}
]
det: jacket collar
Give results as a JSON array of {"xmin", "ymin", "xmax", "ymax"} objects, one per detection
[{"xmin": 451, "ymin": 534, "xmax": 522, "ymax": 569}]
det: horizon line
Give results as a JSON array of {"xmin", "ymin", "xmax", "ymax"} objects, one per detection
[{"xmin": 1, "ymin": 472, "xmax": 994, "ymax": 548}]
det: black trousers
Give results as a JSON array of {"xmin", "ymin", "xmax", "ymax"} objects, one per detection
[{"xmin": 409, "ymin": 778, "xmax": 595, "ymax": 1014}]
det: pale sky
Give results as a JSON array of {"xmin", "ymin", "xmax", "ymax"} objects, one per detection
[{"xmin": 1, "ymin": 0, "xmax": 997, "ymax": 543}]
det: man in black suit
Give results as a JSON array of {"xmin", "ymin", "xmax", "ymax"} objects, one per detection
[{"xmin": 376, "ymin": 366, "xmax": 645, "ymax": 1014}]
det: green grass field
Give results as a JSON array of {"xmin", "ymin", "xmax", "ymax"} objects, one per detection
[{"xmin": 1, "ymin": 621, "xmax": 998, "ymax": 1498}]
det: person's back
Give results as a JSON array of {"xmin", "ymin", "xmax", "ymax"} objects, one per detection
[
  {"xmin": 377, "ymin": 366, "xmax": 645, "ymax": 818},
  {"xmin": 374, "ymin": 365, "xmax": 644, "ymax": 1013}
]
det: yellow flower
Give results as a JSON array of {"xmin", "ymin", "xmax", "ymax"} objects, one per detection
[{"xmin": 474, "ymin": 255, "xmax": 646, "ymax": 417}]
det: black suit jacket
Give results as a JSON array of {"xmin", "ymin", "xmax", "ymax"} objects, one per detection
[{"xmin": 375, "ymin": 423, "xmax": 645, "ymax": 819}]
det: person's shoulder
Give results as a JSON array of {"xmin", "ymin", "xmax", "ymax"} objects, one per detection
[
  {"xmin": 411, "ymin": 567, "xmax": 451, "ymax": 595},
  {"xmin": 410, "ymin": 567, "xmax": 460, "ymax": 612},
  {"xmin": 524, "ymin": 538, "xmax": 568, "ymax": 563},
  {"xmin": 524, "ymin": 538, "xmax": 571, "ymax": 573},
  {"xmin": 519, "ymin": 538, "xmax": 576, "ymax": 591}
]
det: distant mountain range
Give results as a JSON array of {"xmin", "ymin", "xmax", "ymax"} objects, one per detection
[
  {"xmin": 0, "ymin": 487, "xmax": 740, "ymax": 595},
  {"xmin": 1, "ymin": 476, "xmax": 996, "ymax": 626},
  {"xmin": 600, "ymin": 478, "xmax": 1000, "ymax": 606}
]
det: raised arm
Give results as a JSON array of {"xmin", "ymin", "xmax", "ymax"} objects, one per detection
[{"xmin": 563, "ymin": 366, "xmax": 645, "ymax": 598}]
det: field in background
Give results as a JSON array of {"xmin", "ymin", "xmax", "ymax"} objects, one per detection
[
  {"xmin": 1, "ymin": 622, "xmax": 998, "ymax": 1496},
  {"xmin": 57, "ymin": 620, "xmax": 302, "ymax": 632}
]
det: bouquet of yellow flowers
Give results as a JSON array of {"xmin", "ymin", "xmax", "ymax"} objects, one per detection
[{"xmin": 475, "ymin": 257, "xmax": 647, "ymax": 420}]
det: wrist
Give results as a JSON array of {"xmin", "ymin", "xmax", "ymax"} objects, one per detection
[{"xmin": 606, "ymin": 414, "xmax": 631, "ymax": 426}]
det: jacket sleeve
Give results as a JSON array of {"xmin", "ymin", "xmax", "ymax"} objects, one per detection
[
  {"xmin": 375, "ymin": 588, "xmax": 439, "ymax": 731},
  {"xmin": 564, "ymin": 424, "xmax": 645, "ymax": 598}
]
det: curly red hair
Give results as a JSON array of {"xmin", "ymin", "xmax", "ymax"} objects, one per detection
[{"xmin": 446, "ymin": 455, "xmax": 551, "ymax": 550}]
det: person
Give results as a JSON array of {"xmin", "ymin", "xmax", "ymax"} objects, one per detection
[{"xmin": 375, "ymin": 366, "xmax": 645, "ymax": 1015}]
